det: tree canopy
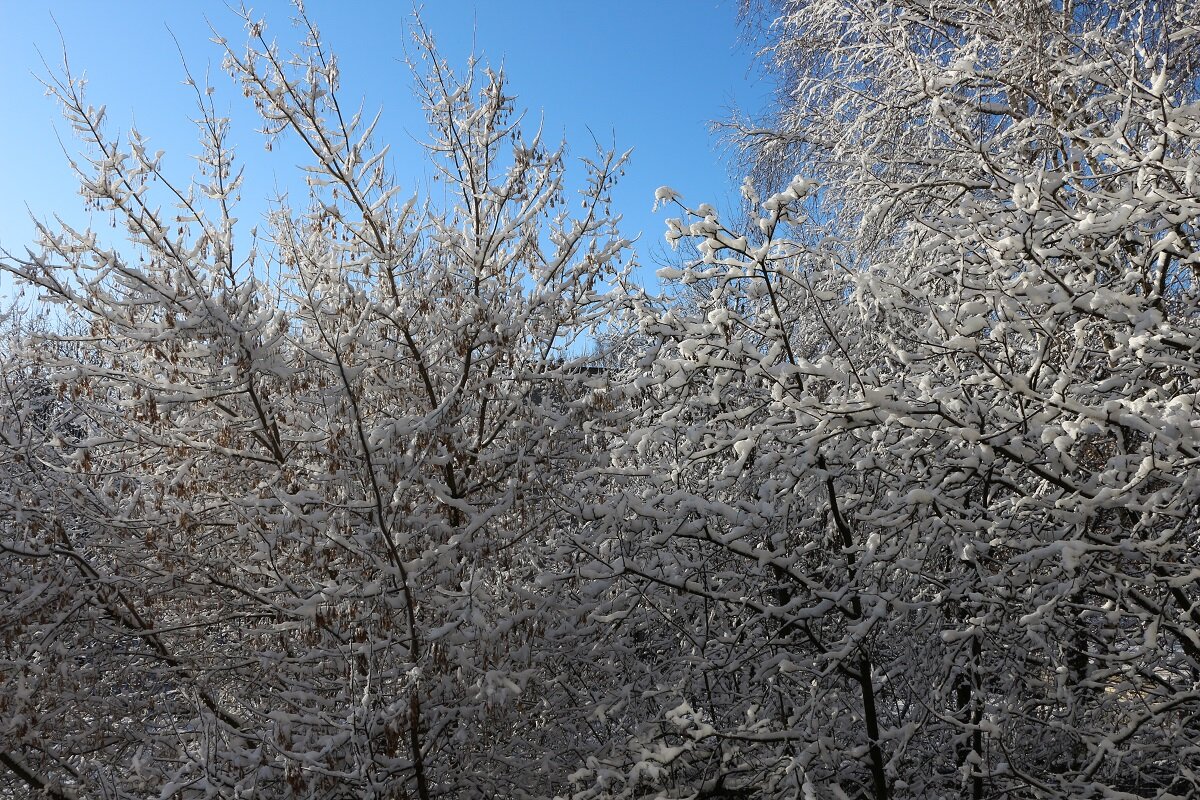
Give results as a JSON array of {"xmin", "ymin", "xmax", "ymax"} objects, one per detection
[{"xmin": 3, "ymin": 2, "xmax": 1199, "ymax": 799}]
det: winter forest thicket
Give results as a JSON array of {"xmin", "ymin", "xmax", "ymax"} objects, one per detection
[{"xmin": 3, "ymin": 0, "xmax": 1200, "ymax": 797}]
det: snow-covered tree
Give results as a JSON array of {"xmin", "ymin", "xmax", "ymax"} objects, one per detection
[
  {"xmin": 5, "ymin": 2, "xmax": 1200, "ymax": 799},
  {"xmin": 562, "ymin": 1, "xmax": 1200, "ymax": 798},
  {"xmin": 1, "ymin": 9, "xmax": 629, "ymax": 798}
]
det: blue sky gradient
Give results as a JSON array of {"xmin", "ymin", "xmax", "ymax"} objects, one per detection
[{"xmin": 0, "ymin": 1, "xmax": 768, "ymax": 292}]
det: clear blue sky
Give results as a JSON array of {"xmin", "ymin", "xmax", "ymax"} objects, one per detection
[{"xmin": 0, "ymin": 1, "xmax": 768, "ymax": 292}]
